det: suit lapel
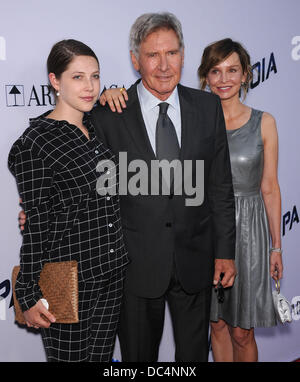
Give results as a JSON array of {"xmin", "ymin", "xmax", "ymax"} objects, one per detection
[
  {"xmin": 123, "ymin": 82, "xmax": 199, "ymax": 162},
  {"xmin": 121, "ymin": 81, "xmax": 156, "ymax": 161},
  {"xmin": 120, "ymin": 82, "xmax": 200, "ymax": 194},
  {"xmin": 122, "ymin": 82, "xmax": 199, "ymax": 163},
  {"xmin": 178, "ymin": 84, "xmax": 197, "ymax": 162}
]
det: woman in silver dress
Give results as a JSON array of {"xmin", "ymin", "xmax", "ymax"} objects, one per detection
[
  {"xmin": 198, "ymin": 38, "xmax": 283, "ymax": 362},
  {"xmin": 94, "ymin": 38, "xmax": 284, "ymax": 362}
]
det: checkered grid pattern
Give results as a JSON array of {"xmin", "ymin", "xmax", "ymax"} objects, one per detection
[
  {"xmin": 8, "ymin": 112, "xmax": 128, "ymax": 361},
  {"xmin": 41, "ymin": 267, "xmax": 125, "ymax": 362}
]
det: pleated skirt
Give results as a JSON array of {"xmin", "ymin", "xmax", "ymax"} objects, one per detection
[{"xmin": 210, "ymin": 194, "xmax": 277, "ymax": 329}]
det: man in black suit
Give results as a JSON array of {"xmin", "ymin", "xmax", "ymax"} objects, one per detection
[
  {"xmin": 18, "ymin": 12, "xmax": 236, "ymax": 362},
  {"xmin": 92, "ymin": 12, "xmax": 236, "ymax": 362},
  {"xmin": 91, "ymin": 12, "xmax": 236, "ymax": 362}
]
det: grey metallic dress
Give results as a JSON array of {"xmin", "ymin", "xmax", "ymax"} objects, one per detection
[{"xmin": 210, "ymin": 108, "xmax": 277, "ymax": 329}]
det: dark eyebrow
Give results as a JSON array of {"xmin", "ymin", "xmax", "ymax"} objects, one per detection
[{"xmin": 71, "ymin": 70, "xmax": 100, "ymax": 74}]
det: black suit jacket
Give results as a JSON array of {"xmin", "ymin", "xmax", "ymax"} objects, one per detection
[{"xmin": 91, "ymin": 80, "xmax": 235, "ymax": 298}]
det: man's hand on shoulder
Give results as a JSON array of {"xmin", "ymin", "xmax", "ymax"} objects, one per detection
[{"xmin": 99, "ymin": 87, "xmax": 128, "ymax": 113}]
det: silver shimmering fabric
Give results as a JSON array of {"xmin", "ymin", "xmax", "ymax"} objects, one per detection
[{"xmin": 210, "ymin": 109, "xmax": 277, "ymax": 329}]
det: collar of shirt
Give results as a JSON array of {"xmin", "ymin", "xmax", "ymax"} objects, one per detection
[
  {"xmin": 137, "ymin": 80, "xmax": 181, "ymax": 152},
  {"xmin": 137, "ymin": 80, "xmax": 180, "ymax": 114},
  {"xmin": 37, "ymin": 110, "xmax": 97, "ymax": 143}
]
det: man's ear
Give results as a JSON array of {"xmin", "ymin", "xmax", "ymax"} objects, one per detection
[
  {"xmin": 130, "ymin": 51, "xmax": 140, "ymax": 72},
  {"xmin": 48, "ymin": 72, "xmax": 59, "ymax": 92}
]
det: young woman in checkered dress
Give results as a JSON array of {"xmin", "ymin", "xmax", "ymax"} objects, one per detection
[{"xmin": 8, "ymin": 40, "xmax": 128, "ymax": 362}]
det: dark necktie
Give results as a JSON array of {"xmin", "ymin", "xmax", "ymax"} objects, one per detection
[{"xmin": 155, "ymin": 102, "xmax": 180, "ymax": 161}]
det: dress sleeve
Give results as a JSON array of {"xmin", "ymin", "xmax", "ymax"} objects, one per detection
[{"xmin": 8, "ymin": 142, "xmax": 53, "ymax": 312}]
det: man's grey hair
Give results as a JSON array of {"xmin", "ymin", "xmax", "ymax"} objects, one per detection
[{"xmin": 129, "ymin": 12, "xmax": 184, "ymax": 57}]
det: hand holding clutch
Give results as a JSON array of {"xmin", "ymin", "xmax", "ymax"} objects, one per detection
[
  {"xmin": 23, "ymin": 299, "xmax": 56, "ymax": 329},
  {"xmin": 12, "ymin": 261, "xmax": 79, "ymax": 325}
]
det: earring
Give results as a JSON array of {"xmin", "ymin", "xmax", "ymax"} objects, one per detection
[
  {"xmin": 56, "ymin": 91, "xmax": 60, "ymax": 96},
  {"xmin": 241, "ymin": 82, "xmax": 246, "ymax": 87}
]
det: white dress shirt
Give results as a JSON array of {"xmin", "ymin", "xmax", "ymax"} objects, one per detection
[{"xmin": 137, "ymin": 80, "xmax": 181, "ymax": 155}]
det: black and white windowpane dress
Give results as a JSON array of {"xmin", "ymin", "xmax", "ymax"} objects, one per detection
[{"xmin": 8, "ymin": 111, "xmax": 129, "ymax": 362}]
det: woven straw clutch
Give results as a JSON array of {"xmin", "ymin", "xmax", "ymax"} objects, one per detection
[{"xmin": 12, "ymin": 261, "xmax": 79, "ymax": 324}]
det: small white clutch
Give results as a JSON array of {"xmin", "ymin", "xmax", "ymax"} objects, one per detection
[{"xmin": 272, "ymin": 281, "xmax": 292, "ymax": 324}]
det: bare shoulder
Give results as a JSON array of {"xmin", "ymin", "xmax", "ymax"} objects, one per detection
[
  {"xmin": 261, "ymin": 111, "xmax": 278, "ymax": 142},
  {"xmin": 262, "ymin": 111, "xmax": 276, "ymax": 126}
]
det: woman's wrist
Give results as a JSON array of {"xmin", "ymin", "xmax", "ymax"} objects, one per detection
[{"xmin": 269, "ymin": 247, "xmax": 282, "ymax": 254}]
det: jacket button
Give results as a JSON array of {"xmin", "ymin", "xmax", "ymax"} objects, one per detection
[{"xmin": 166, "ymin": 222, "xmax": 172, "ymax": 227}]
